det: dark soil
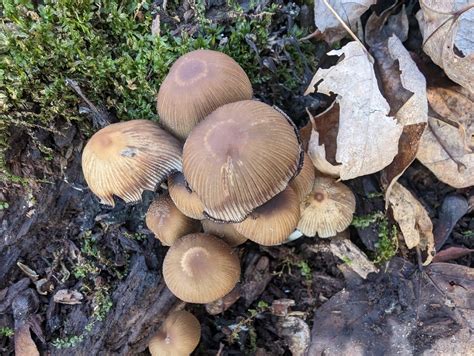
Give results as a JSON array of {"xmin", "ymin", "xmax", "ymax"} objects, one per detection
[{"xmin": 0, "ymin": 1, "xmax": 472, "ymax": 355}]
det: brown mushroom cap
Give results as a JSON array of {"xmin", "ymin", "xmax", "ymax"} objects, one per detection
[
  {"xmin": 201, "ymin": 220, "xmax": 247, "ymax": 247},
  {"xmin": 233, "ymin": 186, "xmax": 300, "ymax": 246},
  {"xmin": 157, "ymin": 49, "xmax": 253, "ymax": 140},
  {"xmin": 81, "ymin": 120, "xmax": 182, "ymax": 206},
  {"xmin": 298, "ymin": 176, "xmax": 355, "ymax": 238},
  {"xmin": 289, "ymin": 152, "xmax": 315, "ymax": 201},
  {"xmin": 149, "ymin": 310, "xmax": 201, "ymax": 356},
  {"xmin": 163, "ymin": 233, "xmax": 240, "ymax": 303},
  {"xmin": 183, "ymin": 100, "xmax": 302, "ymax": 223},
  {"xmin": 146, "ymin": 193, "xmax": 200, "ymax": 246},
  {"xmin": 168, "ymin": 172, "xmax": 206, "ymax": 220}
]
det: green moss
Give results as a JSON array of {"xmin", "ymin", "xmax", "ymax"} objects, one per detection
[{"xmin": 1, "ymin": 0, "xmax": 317, "ymax": 182}]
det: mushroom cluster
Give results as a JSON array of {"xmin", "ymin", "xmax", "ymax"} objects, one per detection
[{"xmin": 80, "ymin": 49, "xmax": 357, "ymax": 353}]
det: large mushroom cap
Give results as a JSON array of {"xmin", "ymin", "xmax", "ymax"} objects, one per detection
[
  {"xmin": 82, "ymin": 120, "xmax": 182, "ymax": 206},
  {"xmin": 149, "ymin": 310, "xmax": 201, "ymax": 356},
  {"xmin": 183, "ymin": 100, "xmax": 302, "ymax": 222},
  {"xmin": 168, "ymin": 172, "xmax": 205, "ymax": 220},
  {"xmin": 289, "ymin": 152, "xmax": 315, "ymax": 201},
  {"xmin": 202, "ymin": 220, "xmax": 247, "ymax": 247},
  {"xmin": 163, "ymin": 233, "xmax": 241, "ymax": 303},
  {"xmin": 157, "ymin": 49, "xmax": 253, "ymax": 140},
  {"xmin": 298, "ymin": 176, "xmax": 356, "ymax": 238},
  {"xmin": 146, "ymin": 193, "xmax": 200, "ymax": 246},
  {"xmin": 233, "ymin": 186, "xmax": 300, "ymax": 246}
]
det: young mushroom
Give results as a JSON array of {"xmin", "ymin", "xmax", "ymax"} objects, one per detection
[
  {"xmin": 148, "ymin": 310, "xmax": 201, "ymax": 356},
  {"xmin": 81, "ymin": 120, "xmax": 182, "ymax": 206},
  {"xmin": 168, "ymin": 172, "xmax": 205, "ymax": 220},
  {"xmin": 157, "ymin": 49, "xmax": 253, "ymax": 140},
  {"xmin": 233, "ymin": 186, "xmax": 300, "ymax": 246},
  {"xmin": 163, "ymin": 233, "xmax": 241, "ymax": 303},
  {"xmin": 297, "ymin": 176, "xmax": 356, "ymax": 238},
  {"xmin": 202, "ymin": 219, "xmax": 247, "ymax": 247},
  {"xmin": 183, "ymin": 100, "xmax": 302, "ymax": 223},
  {"xmin": 289, "ymin": 152, "xmax": 315, "ymax": 201},
  {"xmin": 146, "ymin": 192, "xmax": 200, "ymax": 246}
]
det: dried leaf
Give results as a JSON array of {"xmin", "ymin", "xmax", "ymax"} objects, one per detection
[
  {"xmin": 417, "ymin": 86, "xmax": 474, "ymax": 188},
  {"xmin": 434, "ymin": 194, "xmax": 469, "ymax": 250},
  {"xmin": 15, "ymin": 324, "xmax": 39, "ymax": 356},
  {"xmin": 388, "ymin": 183, "xmax": 435, "ymax": 265},
  {"xmin": 305, "ymin": 42, "xmax": 403, "ymax": 180},
  {"xmin": 329, "ymin": 237, "xmax": 379, "ymax": 278},
  {"xmin": 417, "ymin": 1, "xmax": 474, "ymax": 92},
  {"xmin": 308, "ymin": 258, "xmax": 474, "ymax": 355},
  {"xmin": 314, "ymin": 0, "xmax": 377, "ymax": 44},
  {"xmin": 277, "ymin": 316, "xmax": 310, "ymax": 356},
  {"xmin": 432, "ymin": 246, "xmax": 473, "ymax": 262}
]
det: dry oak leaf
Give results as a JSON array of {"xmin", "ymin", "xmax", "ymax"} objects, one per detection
[
  {"xmin": 314, "ymin": 0, "xmax": 376, "ymax": 44},
  {"xmin": 305, "ymin": 42, "xmax": 403, "ymax": 180},
  {"xmin": 388, "ymin": 182, "xmax": 435, "ymax": 265},
  {"xmin": 417, "ymin": 86, "xmax": 474, "ymax": 188},
  {"xmin": 416, "ymin": 0, "xmax": 474, "ymax": 93}
]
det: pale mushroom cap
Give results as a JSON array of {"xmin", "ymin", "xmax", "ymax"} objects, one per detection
[
  {"xmin": 163, "ymin": 233, "xmax": 241, "ymax": 303},
  {"xmin": 297, "ymin": 176, "xmax": 356, "ymax": 238},
  {"xmin": 233, "ymin": 186, "xmax": 300, "ymax": 246},
  {"xmin": 81, "ymin": 120, "xmax": 182, "ymax": 206},
  {"xmin": 149, "ymin": 310, "xmax": 201, "ymax": 356},
  {"xmin": 289, "ymin": 153, "xmax": 315, "ymax": 201},
  {"xmin": 183, "ymin": 100, "xmax": 302, "ymax": 223},
  {"xmin": 157, "ymin": 49, "xmax": 253, "ymax": 140},
  {"xmin": 201, "ymin": 220, "xmax": 247, "ymax": 247},
  {"xmin": 168, "ymin": 172, "xmax": 206, "ymax": 220},
  {"xmin": 146, "ymin": 193, "xmax": 200, "ymax": 246}
]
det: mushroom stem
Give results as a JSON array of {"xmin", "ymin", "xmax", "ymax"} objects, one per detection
[{"xmin": 287, "ymin": 229, "xmax": 304, "ymax": 242}]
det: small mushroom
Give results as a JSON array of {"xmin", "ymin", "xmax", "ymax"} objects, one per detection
[
  {"xmin": 148, "ymin": 310, "xmax": 201, "ymax": 356},
  {"xmin": 289, "ymin": 152, "xmax": 315, "ymax": 201},
  {"xmin": 157, "ymin": 49, "xmax": 253, "ymax": 140},
  {"xmin": 82, "ymin": 120, "xmax": 182, "ymax": 206},
  {"xmin": 146, "ymin": 193, "xmax": 200, "ymax": 246},
  {"xmin": 183, "ymin": 100, "xmax": 302, "ymax": 223},
  {"xmin": 168, "ymin": 172, "xmax": 205, "ymax": 220},
  {"xmin": 233, "ymin": 186, "xmax": 300, "ymax": 246},
  {"xmin": 298, "ymin": 176, "xmax": 356, "ymax": 238},
  {"xmin": 163, "ymin": 233, "xmax": 241, "ymax": 303},
  {"xmin": 202, "ymin": 219, "xmax": 247, "ymax": 247}
]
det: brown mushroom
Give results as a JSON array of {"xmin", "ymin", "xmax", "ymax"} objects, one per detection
[
  {"xmin": 148, "ymin": 310, "xmax": 201, "ymax": 356},
  {"xmin": 201, "ymin": 220, "xmax": 247, "ymax": 247},
  {"xmin": 168, "ymin": 172, "xmax": 205, "ymax": 220},
  {"xmin": 157, "ymin": 49, "xmax": 253, "ymax": 140},
  {"xmin": 82, "ymin": 120, "xmax": 182, "ymax": 206},
  {"xmin": 146, "ymin": 193, "xmax": 200, "ymax": 246},
  {"xmin": 298, "ymin": 176, "xmax": 355, "ymax": 238},
  {"xmin": 183, "ymin": 100, "xmax": 302, "ymax": 223},
  {"xmin": 289, "ymin": 152, "xmax": 315, "ymax": 201},
  {"xmin": 163, "ymin": 233, "xmax": 240, "ymax": 303},
  {"xmin": 233, "ymin": 186, "xmax": 300, "ymax": 246}
]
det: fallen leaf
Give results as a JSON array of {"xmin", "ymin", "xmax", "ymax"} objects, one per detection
[
  {"xmin": 15, "ymin": 324, "xmax": 39, "ymax": 356},
  {"xmin": 388, "ymin": 182, "xmax": 435, "ymax": 265},
  {"xmin": 416, "ymin": 1, "xmax": 474, "ymax": 93},
  {"xmin": 305, "ymin": 42, "xmax": 403, "ymax": 180},
  {"xmin": 313, "ymin": 0, "xmax": 376, "ymax": 44},
  {"xmin": 277, "ymin": 316, "xmax": 310, "ymax": 356},
  {"xmin": 433, "ymin": 194, "xmax": 469, "ymax": 250},
  {"xmin": 308, "ymin": 258, "xmax": 474, "ymax": 355},
  {"xmin": 432, "ymin": 246, "xmax": 473, "ymax": 263},
  {"xmin": 417, "ymin": 86, "xmax": 474, "ymax": 188}
]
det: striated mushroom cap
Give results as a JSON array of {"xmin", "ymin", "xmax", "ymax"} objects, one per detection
[
  {"xmin": 201, "ymin": 220, "xmax": 247, "ymax": 247},
  {"xmin": 163, "ymin": 233, "xmax": 241, "ymax": 303},
  {"xmin": 298, "ymin": 176, "xmax": 355, "ymax": 238},
  {"xmin": 183, "ymin": 100, "xmax": 302, "ymax": 223},
  {"xmin": 168, "ymin": 173, "xmax": 205, "ymax": 220},
  {"xmin": 289, "ymin": 152, "xmax": 315, "ymax": 201},
  {"xmin": 157, "ymin": 50, "xmax": 253, "ymax": 140},
  {"xmin": 148, "ymin": 310, "xmax": 201, "ymax": 356},
  {"xmin": 146, "ymin": 193, "xmax": 200, "ymax": 246},
  {"xmin": 81, "ymin": 120, "xmax": 182, "ymax": 206},
  {"xmin": 233, "ymin": 186, "xmax": 300, "ymax": 246}
]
